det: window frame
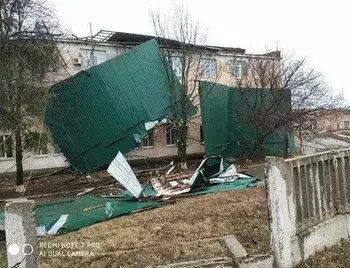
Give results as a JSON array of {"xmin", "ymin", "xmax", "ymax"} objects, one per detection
[
  {"xmin": 229, "ymin": 58, "xmax": 246, "ymax": 78},
  {"xmin": 200, "ymin": 125, "xmax": 204, "ymax": 144},
  {"xmin": 53, "ymin": 143, "xmax": 62, "ymax": 155},
  {"xmin": 166, "ymin": 127, "xmax": 178, "ymax": 146},
  {"xmin": 35, "ymin": 144, "xmax": 49, "ymax": 157},
  {"xmin": 171, "ymin": 56, "xmax": 182, "ymax": 77},
  {"xmin": 199, "ymin": 58, "xmax": 217, "ymax": 78},
  {"xmin": 0, "ymin": 135, "xmax": 13, "ymax": 159},
  {"xmin": 80, "ymin": 49, "xmax": 106, "ymax": 70},
  {"xmin": 344, "ymin": 121, "xmax": 350, "ymax": 129},
  {"xmin": 142, "ymin": 130, "xmax": 154, "ymax": 148}
]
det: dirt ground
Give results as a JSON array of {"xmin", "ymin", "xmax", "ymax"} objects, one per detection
[
  {"xmin": 35, "ymin": 187, "xmax": 269, "ymax": 268},
  {"xmin": 0, "ymin": 161, "xmax": 196, "ymax": 210},
  {"xmin": 0, "ymin": 159, "xmax": 265, "ymax": 210},
  {"xmin": 0, "ymin": 159, "xmax": 268, "ymax": 267}
]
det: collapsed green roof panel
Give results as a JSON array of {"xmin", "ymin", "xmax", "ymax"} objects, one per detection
[
  {"xmin": 199, "ymin": 82, "xmax": 295, "ymax": 158},
  {"xmin": 44, "ymin": 39, "xmax": 182, "ymax": 172}
]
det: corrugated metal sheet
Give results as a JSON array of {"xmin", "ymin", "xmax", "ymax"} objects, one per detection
[
  {"xmin": 199, "ymin": 82, "xmax": 295, "ymax": 157},
  {"xmin": 32, "ymin": 195, "xmax": 162, "ymax": 234},
  {"xmin": 44, "ymin": 39, "xmax": 186, "ymax": 172},
  {"xmin": 107, "ymin": 152, "xmax": 143, "ymax": 198}
]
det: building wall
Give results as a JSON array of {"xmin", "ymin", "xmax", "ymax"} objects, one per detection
[
  {"xmin": 311, "ymin": 110, "xmax": 347, "ymax": 132},
  {"xmin": 54, "ymin": 40, "xmax": 252, "ymax": 162},
  {"xmin": 55, "ymin": 41, "xmax": 120, "ymax": 81},
  {"xmin": 0, "ymin": 153, "xmax": 68, "ymax": 174},
  {"xmin": 0, "ymin": 130, "xmax": 69, "ymax": 174},
  {"xmin": 331, "ymin": 113, "xmax": 350, "ymax": 130},
  {"xmin": 125, "ymin": 117, "xmax": 204, "ymax": 160},
  {"xmin": 0, "ymin": 38, "xmax": 276, "ymax": 173},
  {"xmin": 0, "ymin": 42, "xmax": 128, "ymax": 174}
]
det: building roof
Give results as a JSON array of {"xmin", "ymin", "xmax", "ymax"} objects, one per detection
[
  {"xmin": 86, "ymin": 30, "xmax": 247, "ymax": 54},
  {"xmin": 61, "ymin": 30, "xmax": 285, "ymax": 57}
]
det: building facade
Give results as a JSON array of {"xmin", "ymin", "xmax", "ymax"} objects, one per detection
[{"xmin": 0, "ymin": 30, "xmax": 279, "ymax": 173}]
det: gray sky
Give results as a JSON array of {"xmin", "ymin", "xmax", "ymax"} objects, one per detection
[{"xmin": 49, "ymin": 0, "xmax": 349, "ymax": 102}]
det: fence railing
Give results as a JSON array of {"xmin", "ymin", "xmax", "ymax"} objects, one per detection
[
  {"xmin": 265, "ymin": 148, "xmax": 350, "ymax": 267},
  {"xmin": 285, "ymin": 149, "xmax": 350, "ymax": 235}
]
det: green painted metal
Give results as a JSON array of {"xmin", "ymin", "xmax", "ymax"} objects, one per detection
[
  {"xmin": 34, "ymin": 195, "xmax": 162, "ymax": 234},
  {"xmin": 0, "ymin": 178, "xmax": 262, "ymax": 235},
  {"xmin": 44, "ymin": 39, "xmax": 185, "ymax": 172},
  {"xmin": 35, "ymin": 178, "xmax": 261, "ymax": 234},
  {"xmin": 199, "ymin": 82, "xmax": 295, "ymax": 158},
  {"xmin": 116, "ymin": 178, "xmax": 262, "ymax": 199}
]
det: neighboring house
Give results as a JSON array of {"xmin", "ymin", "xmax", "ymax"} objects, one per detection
[
  {"xmin": 294, "ymin": 109, "xmax": 350, "ymax": 154},
  {"xmin": 330, "ymin": 109, "xmax": 350, "ymax": 131},
  {"xmin": 0, "ymin": 30, "xmax": 280, "ymax": 173}
]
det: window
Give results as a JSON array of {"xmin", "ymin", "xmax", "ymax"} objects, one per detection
[
  {"xmin": 200, "ymin": 125, "xmax": 204, "ymax": 143},
  {"xmin": 80, "ymin": 49, "xmax": 106, "ymax": 69},
  {"xmin": 345, "ymin": 121, "xmax": 350, "ymax": 129},
  {"xmin": 199, "ymin": 59, "xmax": 217, "ymax": 78},
  {"xmin": 0, "ymin": 135, "xmax": 13, "ymax": 158},
  {"xmin": 166, "ymin": 127, "xmax": 178, "ymax": 146},
  {"xmin": 53, "ymin": 143, "xmax": 62, "ymax": 154},
  {"xmin": 229, "ymin": 59, "xmax": 246, "ymax": 78},
  {"xmin": 142, "ymin": 130, "xmax": 154, "ymax": 148},
  {"xmin": 310, "ymin": 119, "xmax": 317, "ymax": 130},
  {"xmin": 171, "ymin": 56, "xmax": 182, "ymax": 77},
  {"xmin": 35, "ymin": 145, "xmax": 48, "ymax": 156},
  {"xmin": 337, "ymin": 123, "xmax": 341, "ymax": 129}
]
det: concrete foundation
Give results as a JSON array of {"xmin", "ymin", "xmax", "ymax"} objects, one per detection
[
  {"xmin": 291, "ymin": 214, "xmax": 350, "ymax": 265},
  {"xmin": 154, "ymin": 257, "xmax": 233, "ymax": 268},
  {"xmin": 222, "ymin": 235, "xmax": 248, "ymax": 258},
  {"xmin": 237, "ymin": 254, "xmax": 274, "ymax": 268}
]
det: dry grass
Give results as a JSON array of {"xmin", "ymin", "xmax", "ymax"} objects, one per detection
[
  {"xmin": 296, "ymin": 239, "xmax": 350, "ymax": 268},
  {"xmin": 36, "ymin": 187, "xmax": 269, "ymax": 268}
]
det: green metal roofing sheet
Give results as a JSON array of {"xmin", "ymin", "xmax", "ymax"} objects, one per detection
[
  {"xmin": 44, "ymin": 39, "xmax": 184, "ymax": 172},
  {"xmin": 0, "ymin": 179, "xmax": 262, "ymax": 234},
  {"xmin": 199, "ymin": 82, "xmax": 295, "ymax": 158}
]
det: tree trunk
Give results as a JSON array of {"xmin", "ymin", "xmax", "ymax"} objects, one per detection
[
  {"xmin": 177, "ymin": 125, "xmax": 188, "ymax": 170},
  {"xmin": 15, "ymin": 91, "xmax": 24, "ymax": 187},
  {"xmin": 299, "ymin": 126, "xmax": 304, "ymax": 154},
  {"xmin": 15, "ymin": 125, "xmax": 23, "ymax": 186},
  {"xmin": 248, "ymin": 136, "xmax": 265, "ymax": 159}
]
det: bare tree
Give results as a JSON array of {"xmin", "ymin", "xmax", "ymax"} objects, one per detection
[
  {"xmin": 151, "ymin": 4, "xmax": 219, "ymax": 169},
  {"xmin": 228, "ymin": 52, "xmax": 343, "ymax": 158},
  {"xmin": 0, "ymin": 0, "xmax": 61, "ymax": 188}
]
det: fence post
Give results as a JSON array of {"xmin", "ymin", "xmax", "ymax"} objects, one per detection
[
  {"xmin": 5, "ymin": 198, "xmax": 37, "ymax": 268},
  {"xmin": 265, "ymin": 157, "xmax": 293, "ymax": 268}
]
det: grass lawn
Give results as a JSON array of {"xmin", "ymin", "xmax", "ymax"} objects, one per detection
[{"xmin": 34, "ymin": 187, "xmax": 269, "ymax": 268}]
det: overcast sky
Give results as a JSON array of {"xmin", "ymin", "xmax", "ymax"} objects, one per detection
[{"xmin": 48, "ymin": 0, "xmax": 349, "ymax": 102}]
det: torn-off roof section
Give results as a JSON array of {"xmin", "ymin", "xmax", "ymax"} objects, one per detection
[
  {"xmin": 104, "ymin": 31, "xmax": 246, "ymax": 54},
  {"xmin": 199, "ymin": 82, "xmax": 295, "ymax": 158},
  {"xmin": 44, "ymin": 39, "xmax": 183, "ymax": 172}
]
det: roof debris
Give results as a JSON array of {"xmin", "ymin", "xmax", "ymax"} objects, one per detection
[
  {"xmin": 44, "ymin": 39, "xmax": 189, "ymax": 173},
  {"xmin": 107, "ymin": 153, "xmax": 256, "ymax": 199},
  {"xmin": 107, "ymin": 152, "xmax": 144, "ymax": 198},
  {"xmin": 0, "ymin": 158, "xmax": 262, "ymax": 235},
  {"xmin": 76, "ymin": 187, "xmax": 95, "ymax": 196}
]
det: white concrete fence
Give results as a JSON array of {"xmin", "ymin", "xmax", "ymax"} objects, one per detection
[
  {"xmin": 4, "ymin": 199, "xmax": 37, "ymax": 268},
  {"xmin": 266, "ymin": 149, "xmax": 350, "ymax": 267}
]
